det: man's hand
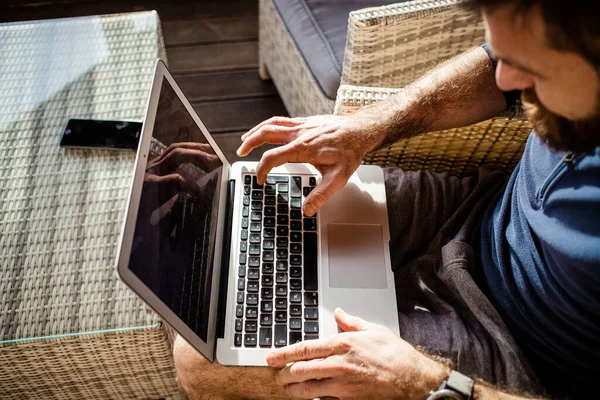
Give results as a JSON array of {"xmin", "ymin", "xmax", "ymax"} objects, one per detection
[
  {"xmin": 266, "ymin": 308, "xmax": 450, "ymax": 400},
  {"xmin": 236, "ymin": 115, "xmax": 382, "ymax": 216}
]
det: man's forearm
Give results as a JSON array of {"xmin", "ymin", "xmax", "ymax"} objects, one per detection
[{"xmin": 355, "ymin": 46, "xmax": 507, "ymax": 152}]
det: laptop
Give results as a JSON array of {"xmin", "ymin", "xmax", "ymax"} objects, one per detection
[{"xmin": 116, "ymin": 59, "xmax": 399, "ymax": 366}]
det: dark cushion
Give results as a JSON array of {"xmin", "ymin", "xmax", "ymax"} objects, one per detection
[{"xmin": 272, "ymin": 0, "xmax": 399, "ymax": 99}]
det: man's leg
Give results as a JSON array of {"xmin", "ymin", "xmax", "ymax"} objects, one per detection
[{"xmin": 173, "ymin": 335, "xmax": 294, "ymax": 400}]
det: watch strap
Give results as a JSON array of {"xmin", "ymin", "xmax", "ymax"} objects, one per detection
[{"xmin": 446, "ymin": 370, "xmax": 474, "ymax": 399}]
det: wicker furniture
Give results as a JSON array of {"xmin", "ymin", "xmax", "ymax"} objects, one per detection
[{"xmin": 0, "ymin": 12, "xmax": 182, "ymax": 399}]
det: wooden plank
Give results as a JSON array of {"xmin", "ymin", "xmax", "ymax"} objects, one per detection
[
  {"xmin": 168, "ymin": 42, "xmax": 258, "ymax": 74},
  {"xmin": 192, "ymin": 97, "xmax": 288, "ymax": 133},
  {"xmin": 0, "ymin": 0, "xmax": 257, "ymax": 23},
  {"xmin": 175, "ymin": 69, "xmax": 277, "ymax": 103},
  {"xmin": 213, "ymin": 131, "xmax": 277, "ymax": 163},
  {"xmin": 163, "ymin": 16, "xmax": 257, "ymax": 46}
]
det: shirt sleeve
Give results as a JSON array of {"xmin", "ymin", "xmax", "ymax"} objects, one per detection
[{"xmin": 481, "ymin": 43, "xmax": 521, "ymax": 109}]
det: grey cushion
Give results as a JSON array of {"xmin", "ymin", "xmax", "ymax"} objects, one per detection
[{"xmin": 272, "ymin": 0, "xmax": 399, "ymax": 99}]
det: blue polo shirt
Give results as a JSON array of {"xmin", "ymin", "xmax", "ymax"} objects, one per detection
[{"xmin": 480, "ymin": 133, "xmax": 600, "ymax": 396}]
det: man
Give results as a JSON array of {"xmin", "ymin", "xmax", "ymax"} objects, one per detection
[{"xmin": 174, "ymin": 0, "xmax": 599, "ymax": 398}]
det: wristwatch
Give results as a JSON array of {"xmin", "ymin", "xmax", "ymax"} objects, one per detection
[{"xmin": 425, "ymin": 370, "xmax": 474, "ymax": 400}]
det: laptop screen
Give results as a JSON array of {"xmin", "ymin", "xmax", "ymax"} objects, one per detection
[{"xmin": 129, "ymin": 76, "xmax": 223, "ymax": 342}]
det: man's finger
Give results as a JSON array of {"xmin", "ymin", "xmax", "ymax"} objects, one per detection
[
  {"xmin": 284, "ymin": 379, "xmax": 342, "ymax": 400},
  {"xmin": 237, "ymin": 125, "xmax": 298, "ymax": 157},
  {"xmin": 241, "ymin": 116, "xmax": 305, "ymax": 141},
  {"xmin": 255, "ymin": 143, "xmax": 304, "ymax": 185},
  {"xmin": 276, "ymin": 357, "xmax": 345, "ymax": 385},
  {"xmin": 266, "ymin": 338, "xmax": 337, "ymax": 367},
  {"xmin": 334, "ymin": 308, "xmax": 383, "ymax": 332},
  {"xmin": 303, "ymin": 170, "xmax": 348, "ymax": 216}
]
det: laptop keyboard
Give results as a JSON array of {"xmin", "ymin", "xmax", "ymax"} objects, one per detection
[{"xmin": 234, "ymin": 174, "xmax": 320, "ymax": 348}]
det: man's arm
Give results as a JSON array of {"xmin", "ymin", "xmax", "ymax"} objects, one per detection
[{"xmin": 237, "ymin": 46, "xmax": 507, "ymax": 216}]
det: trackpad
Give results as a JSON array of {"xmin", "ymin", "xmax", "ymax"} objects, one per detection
[{"xmin": 327, "ymin": 224, "xmax": 387, "ymax": 289}]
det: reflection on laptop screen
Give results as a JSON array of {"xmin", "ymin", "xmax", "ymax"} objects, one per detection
[{"xmin": 129, "ymin": 76, "xmax": 223, "ymax": 342}]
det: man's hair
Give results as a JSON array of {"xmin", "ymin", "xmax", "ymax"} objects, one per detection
[{"xmin": 468, "ymin": 0, "xmax": 600, "ymax": 67}]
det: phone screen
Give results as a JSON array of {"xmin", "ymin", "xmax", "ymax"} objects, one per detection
[{"xmin": 60, "ymin": 119, "xmax": 142, "ymax": 151}]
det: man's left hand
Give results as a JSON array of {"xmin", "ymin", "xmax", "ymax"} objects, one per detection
[{"xmin": 267, "ymin": 308, "xmax": 450, "ymax": 400}]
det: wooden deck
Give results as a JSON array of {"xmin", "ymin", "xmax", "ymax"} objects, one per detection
[{"xmin": 0, "ymin": 0, "xmax": 285, "ymax": 162}]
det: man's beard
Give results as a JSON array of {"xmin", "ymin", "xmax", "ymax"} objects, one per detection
[{"xmin": 521, "ymin": 88, "xmax": 600, "ymax": 153}]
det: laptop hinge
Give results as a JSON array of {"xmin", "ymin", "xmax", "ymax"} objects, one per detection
[{"xmin": 216, "ymin": 179, "xmax": 235, "ymax": 339}]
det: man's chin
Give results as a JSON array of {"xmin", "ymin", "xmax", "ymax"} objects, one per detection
[{"xmin": 521, "ymin": 89, "xmax": 600, "ymax": 153}]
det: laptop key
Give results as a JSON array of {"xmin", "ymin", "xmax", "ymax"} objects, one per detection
[
  {"xmin": 303, "ymin": 186, "xmax": 312, "ymax": 197},
  {"xmin": 277, "ymin": 237, "xmax": 288, "ymax": 248},
  {"xmin": 289, "ymin": 331, "xmax": 302, "ymax": 345},
  {"xmin": 237, "ymin": 292, "xmax": 244, "ymax": 304},
  {"xmin": 251, "ymin": 201, "xmax": 262, "ymax": 211},
  {"xmin": 304, "ymin": 308, "xmax": 319, "ymax": 320},
  {"xmin": 290, "ymin": 292, "xmax": 302, "ymax": 303},
  {"xmin": 251, "ymin": 211, "xmax": 262, "ymax": 221},
  {"xmin": 290, "ymin": 304, "xmax": 302, "ymax": 316},
  {"xmin": 277, "ymin": 215, "xmax": 289, "ymax": 225},
  {"xmin": 277, "ymin": 183, "xmax": 289, "ymax": 193},
  {"xmin": 265, "ymin": 185, "xmax": 276, "ymax": 196},
  {"xmin": 250, "ymin": 222, "xmax": 261, "ymax": 232},
  {"xmin": 260, "ymin": 313, "xmax": 273, "ymax": 326},
  {"xmin": 275, "ymin": 272, "xmax": 288, "ymax": 284},
  {"xmin": 261, "ymin": 301, "xmax": 273, "ymax": 313},
  {"xmin": 244, "ymin": 185, "xmax": 251, "ymax": 195},
  {"xmin": 246, "ymin": 307, "xmax": 258, "ymax": 319},
  {"xmin": 275, "ymin": 285, "xmax": 287, "ymax": 297},
  {"xmin": 265, "ymin": 196, "xmax": 276, "ymax": 205},
  {"xmin": 309, "ymin": 177, "xmax": 317, "ymax": 186},
  {"xmin": 277, "ymin": 204, "xmax": 289, "ymax": 214},
  {"xmin": 277, "ymin": 194, "xmax": 289, "ymax": 203},
  {"xmin": 263, "ymin": 251, "xmax": 274, "ymax": 262},
  {"xmin": 291, "ymin": 176, "xmax": 302, "ymax": 198},
  {"xmin": 239, "ymin": 253, "xmax": 247, "ymax": 265},
  {"xmin": 248, "ymin": 268, "xmax": 259, "ymax": 280},
  {"xmin": 242, "ymin": 206, "xmax": 249, "ymax": 217},
  {"xmin": 290, "ymin": 243, "xmax": 301, "ymax": 254},
  {"xmin": 245, "ymin": 334, "xmax": 257, "ymax": 347},
  {"xmin": 290, "ymin": 267, "xmax": 302, "ymax": 278},
  {"xmin": 245, "ymin": 320, "xmax": 257, "ymax": 332},
  {"xmin": 263, "ymin": 240, "xmax": 275, "ymax": 250},
  {"xmin": 264, "ymin": 217, "xmax": 275, "ymax": 228},
  {"xmin": 235, "ymin": 319, "xmax": 243, "ymax": 332},
  {"xmin": 266, "ymin": 176, "xmax": 277, "ymax": 185},
  {"xmin": 290, "ymin": 279, "xmax": 302, "ymax": 290},
  {"xmin": 304, "ymin": 218, "xmax": 317, "ymax": 231},
  {"xmin": 252, "ymin": 176, "xmax": 262, "ymax": 189},
  {"xmin": 262, "ymin": 275, "xmax": 273, "ymax": 286},
  {"xmin": 249, "ymin": 233, "xmax": 261, "ymax": 243},
  {"xmin": 304, "ymin": 334, "xmax": 319, "ymax": 341},
  {"xmin": 304, "ymin": 322, "xmax": 319, "ymax": 334},
  {"xmin": 290, "ymin": 199, "xmax": 302, "ymax": 209},
  {"xmin": 238, "ymin": 265, "xmax": 246, "ymax": 278},
  {"xmin": 236, "ymin": 305, "xmax": 243, "ymax": 318},
  {"xmin": 244, "ymin": 175, "xmax": 252, "ymax": 185},
  {"xmin": 290, "ymin": 318, "xmax": 302, "ymax": 330},
  {"xmin": 277, "ymin": 226, "xmax": 289, "ymax": 236},
  {"xmin": 261, "ymin": 288, "xmax": 273, "ymax": 299},
  {"xmin": 247, "ymin": 282, "xmax": 259, "ymax": 292},
  {"xmin": 275, "ymin": 311, "xmax": 287, "ymax": 323},
  {"xmin": 290, "ymin": 221, "xmax": 302, "ymax": 231},
  {"xmin": 290, "ymin": 232, "xmax": 302, "ymax": 242},
  {"xmin": 243, "ymin": 196, "xmax": 250, "ymax": 206},
  {"xmin": 274, "ymin": 324, "xmax": 287, "ymax": 347},
  {"xmin": 276, "ymin": 298, "xmax": 287, "ymax": 309},
  {"xmin": 241, "ymin": 230, "xmax": 248, "ymax": 241},
  {"xmin": 290, "ymin": 255, "xmax": 302, "ymax": 265},
  {"xmin": 249, "ymin": 244, "xmax": 261, "ymax": 255},
  {"xmin": 264, "ymin": 206, "xmax": 276, "ymax": 217},
  {"xmin": 276, "ymin": 249, "xmax": 288, "ymax": 259},
  {"xmin": 290, "ymin": 210, "xmax": 302, "ymax": 219},
  {"xmin": 240, "ymin": 242, "xmax": 247, "ymax": 252},
  {"xmin": 276, "ymin": 260, "xmax": 288, "ymax": 271},
  {"xmin": 262, "ymin": 263, "xmax": 274, "ymax": 274},
  {"xmin": 248, "ymin": 256, "xmax": 260, "ymax": 267},
  {"xmin": 263, "ymin": 228, "xmax": 275, "ymax": 238},
  {"xmin": 237, "ymin": 278, "xmax": 245, "ymax": 291},
  {"xmin": 241, "ymin": 218, "xmax": 249, "ymax": 229},
  {"xmin": 304, "ymin": 232, "xmax": 318, "ymax": 290},
  {"xmin": 259, "ymin": 328, "xmax": 273, "ymax": 347},
  {"xmin": 246, "ymin": 293, "xmax": 258, "ymax": 306},
  {"xmin": 304, "ymin": 292, "xmax": 318, "ymax": 306},
  {"xmin": 234, "ymin": 333, "xmax": 242, "ymax": 347}
]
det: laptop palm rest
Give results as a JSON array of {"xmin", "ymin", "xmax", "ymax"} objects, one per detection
[{"xmin": 327, "ymin": 223, "xmax": 387, "ymax": 289}]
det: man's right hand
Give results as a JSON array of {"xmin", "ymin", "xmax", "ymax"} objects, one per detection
[{"xmin": 236, "ymin": 115, "xmax": 382, "ymax": 216}]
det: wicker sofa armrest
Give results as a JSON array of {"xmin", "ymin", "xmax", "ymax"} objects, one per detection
[
  {"xmin": 342, "ymin": 0, "xmax": 486, "ymax": 89},
  {"xmin": 335, "ymin": 85, "xmax": 532, "ymax": 176}
]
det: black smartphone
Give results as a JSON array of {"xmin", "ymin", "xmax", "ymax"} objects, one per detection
[{"xmin": 60, "ymin": 118, "xmax": 143, "ymax": 151}]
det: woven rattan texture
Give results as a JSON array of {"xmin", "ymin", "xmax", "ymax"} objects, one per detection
[
  {"xmin": 259, "ymin": 0, "xmax": 335, "ymax": 117},
  {"xmin": 336, "ymin": 85, "xmax": 532, "ymax": 176},
  {"xmin": 0, "ymin": 12, "xmax": 180, "ymax": 399},
  {"xmin": 342, "ymin": 0, "xmax": 487, "ymax": 89}
]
